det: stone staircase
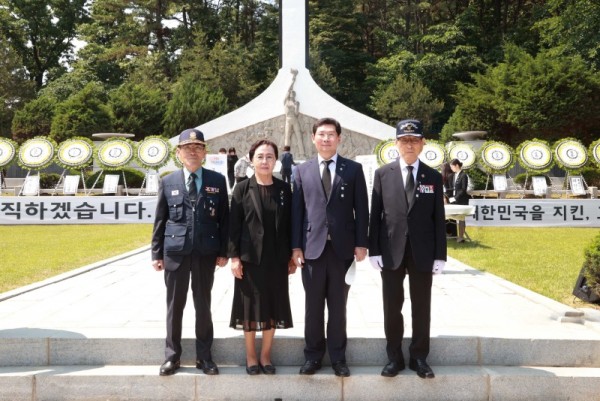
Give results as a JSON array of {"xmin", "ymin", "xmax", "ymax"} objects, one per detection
[{"xmin": 1, "ymin": 334, "xmax": 599, "ymax": 401}]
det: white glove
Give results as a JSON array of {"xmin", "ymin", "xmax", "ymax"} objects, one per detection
[
  {"xmin": 369, "ymin": 255, "xmax": 383, "ymax": 271},
  {"xmin": 432, "ymin": 260, "xmax": 445, "ymax": 275}
]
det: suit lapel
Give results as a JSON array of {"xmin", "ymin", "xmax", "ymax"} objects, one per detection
[
  {"xmin": 390, "ymin": 162, "xmax": 410, "ymax": 212},
  {"xmin": 248, "ymin": 176, "xmax": 263, "ymax": 225},
  {"xmin": 330, "ymin": 157, "xmax": 346, "ymax": 202}
]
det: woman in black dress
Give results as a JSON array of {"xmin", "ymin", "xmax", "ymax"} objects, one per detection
[
  {"xmin": 228, "ymin": 139, "xmax": 295, "ymax": 375},
  {"xmin": 448, "ymin": 158, "xmax": 471, "ymax": 242}
]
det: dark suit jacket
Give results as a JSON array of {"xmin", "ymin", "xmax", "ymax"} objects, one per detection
[
  {"xmin": 151, "ymin": 168, "xmax": 229, "ymax": 271},
  {"xmin": 449, "ymin": 171, "xmax": 470, "ymax": 205},
  {"xmin": 280, "ymin": 152, "xmax": 295, "ymax": 173},
  {"xmin": 227, "ymin": 175, "xmax": 292, "ymax": 265},
  {"xmin": 368, "ymin": 160, "xmax": 446, "ymax": 272},
  {"xmin": 292, "ymin": 155, "xmax": 369, "ymax": 261}
]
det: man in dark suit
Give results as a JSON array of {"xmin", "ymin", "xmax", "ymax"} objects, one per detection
[
  {"xmin": 151, "ymin": 128, "xmax": 229, "ymax": 376},
  {"xmin": 368, "ymin": 119, "xmax": 446, "ymax": 379},
  {"xmin": 280, "ymin": 145, "xmax": 296, "ymax": 184},
  {"xmin": 292, "ymin": 117, "xmax": 369, "ymax": 377}
]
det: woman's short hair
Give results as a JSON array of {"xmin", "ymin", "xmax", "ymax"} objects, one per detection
[{"xmin": 249, "ymin": 139, "xmax": 278, "ymax": 160}]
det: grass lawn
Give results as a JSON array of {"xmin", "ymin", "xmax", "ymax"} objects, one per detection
[
  {"xmin": 0, "ymin": 224, "xmax": 152, "ymax": 293},
  {"xmin": 448, "ymin": 226, "xmax": 599, "ymax": 307}
]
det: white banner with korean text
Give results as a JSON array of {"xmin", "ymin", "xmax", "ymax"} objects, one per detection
[
  {"xmin": 0, "ymin": 196, "xmax": 157, "ymax": 225},
  {"xmin": 467, "ymin": 199, "xmax": 600, "ymax": 227}
]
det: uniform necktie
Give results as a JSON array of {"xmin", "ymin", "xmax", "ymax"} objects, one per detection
[
  {"xmin": 188, "ymin": 172, "xmax": 198, "ymax": 204},
  {"xmin": 322, "ymin": 160, "xmax": 333, "ymax": 198},
  {"xmin": 405, "ymin": 165, "xmax": 415, "ymax": 206}
]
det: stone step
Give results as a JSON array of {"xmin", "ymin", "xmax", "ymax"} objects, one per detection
[
  {"xmin": 1, "ymin": 365, "xmax": 599, "ymax": 401},
  {"xmin": 1, "ymin": 336, "xmax": 599, "ymax": 368}
]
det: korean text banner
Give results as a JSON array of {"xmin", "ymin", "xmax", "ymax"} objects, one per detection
[
  {"xmin": 0, "ymin": 196, "xmax": 157, "ymax": 225},
  {"xmin": 467, "ymin": 199, "xmax": 600, "ymax": 227}
]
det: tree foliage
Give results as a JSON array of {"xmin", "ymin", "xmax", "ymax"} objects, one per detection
[
  {"xmin": 0, "ymin": 0, "xmax": 89, "ymax": 89},
  {"xmin": 109, "ymin": 82, "xmax": 167, "ymax": 139},
  {"xmin": 162, "ymin": 75, "xmax": 229, "ymax": 137},
  {"xmin": 49, "ymin": 82, "xmax": 114, "ymax": 142},
  {"xmin": 449, "ymin": 44, "xmax": 600, "ymax": 145},
  {"xmin": 1, "ymin": 0, "xmax": 600, "ymax": 145}
]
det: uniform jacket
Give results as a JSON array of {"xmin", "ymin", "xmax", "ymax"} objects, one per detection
[
  {"xmin": 291, "ymin": 155, "xmax": 369, "ymax": 261},
  {"xmin": 151, "ymin": 168, "xmax": 229, "ymax": 271},
  {"xmin": 368, "ymin": 160, "xmax": 446, "ymax": 272},
  {"xmin": 227, "ymin": 175, "xmax": 292, "ymax": 266}
]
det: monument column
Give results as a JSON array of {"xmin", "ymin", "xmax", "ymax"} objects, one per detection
[{"xmin": 280, "ymin": 0, "xmax": 308, "ymax": 69}]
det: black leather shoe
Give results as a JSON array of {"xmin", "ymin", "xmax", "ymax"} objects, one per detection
[
  {"xmin": 246, "ymin": 364, "xmax": 260, "ymax": 375},
  {"xmin": 332, "ymin": 361, "xmax": 350, "ymax": 377},
  {"xmin": 159, "ymin": 360, "xmax": 180, "ymax": 376},
  {"xmin": 196, "ymin": 359, "xmax": 219, "ymax": 375},
  {"xmin": 299, "ymin": 360, "xmax": 322, "ymax": 375},
  {"xmin": 409, "ymin": 358, "xmax": 435, "ymax": 378},
  {"xmin": 259, "ymin": 363, "xmax": 276, "ymax": 375},
  {"xmin": 381, "ymin": 361, "xmax": 405, "ymax": 377}
]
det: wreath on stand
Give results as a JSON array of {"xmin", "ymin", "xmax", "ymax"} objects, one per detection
[
  {"xmin": 553, "ymin": 137, "xmax": 589, "ymax": 195},
  {"xmin": 0, "ymin": 138, "xmax": 18, "ymax": 169},
  {"xmin": 419, "ymin": 140, "xmax": 446, "ymax": 169},
  {"xmin": 93, "ymin": 138, "xmax": 135, "ymax": 194}
]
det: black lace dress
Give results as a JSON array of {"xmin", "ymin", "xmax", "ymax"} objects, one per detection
[{"xmin": 230, "ymin": 183, "xmax": 293, "ymax": 331}]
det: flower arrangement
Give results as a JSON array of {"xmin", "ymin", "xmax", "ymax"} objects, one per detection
[
  {"xmin": 553, "ymin": 137, "xmax": 588, "ymax": 172},
  {"xmin": 0, "ymin": 138, "xmax": 18, "ymax": 168},
  {"xmin": 95, "ymin": 138, "xmax": 135, "ymax": 171},
  {"xmin": 17, "ymin": 136, "xmax": 57, "ymax": 170},
  {"xmin": 374, "ymin": 139, "xmax": 398, "ymax": 166},
  {"xmin": 419, "ymin": 140, "xmax": 446, "ymax": 169},
  {"xmin": 136, "ymin": 136, "xmax": 172, "ymax": 169},
  {"xmin": 56, "ymin": 137, "xmax": 94, "ymax": 169},
  {"xmin": 516, "ymin": 139, "xmax": 554, "ymax": 174},
  {"xmin": 588, "ymin": 139, "xmax": 600, "ymax": 168},
  {"xmin": 479, "ymin": 141, "xmax": 516, "ymax": 175},
  {"xmin": 447, "ymin": 142, "xmax": 477, "ymax": 169}
]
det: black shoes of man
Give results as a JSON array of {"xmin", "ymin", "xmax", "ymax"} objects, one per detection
[
  {"xmin": 159, "ymin": 359, "xmax": 219, "ymax": 376},
  {"xmin": 298, "ymin": 360, "xmax": 350, "ymax": 377},
  {"xmin": 381, "ymin": 358, "xmax": 435, "ymax": 378}
]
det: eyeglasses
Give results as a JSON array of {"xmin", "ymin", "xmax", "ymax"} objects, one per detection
[
  {"xmin": 180, "ymin": 144, "xmax": 206, "ymax": 152},
  {"xmin": 254, "ymin": 155, "xmax": 276, "ymax": 163},
  {"xmin": 398, "ymin": 138, "xmax": 422, "ymax": 145}
]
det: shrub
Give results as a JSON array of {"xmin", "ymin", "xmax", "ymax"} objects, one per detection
[
  {"xmin": 581, "ymin": 167, "xmax": 600, "ymax": 188},
  {"xmin": 39, "ymin": 173, "xmax": 61, "ymax": 189},
  {"xmin": 467, "ymin": 167, "xmax": 487, "ymax": 191},
  {"xmin": 85, "ymin": 167, "xmax": 145, "ymax": 189},
  {"xmin": 583, "ymin": 233, "xmax": 600, "ymax": 297}
]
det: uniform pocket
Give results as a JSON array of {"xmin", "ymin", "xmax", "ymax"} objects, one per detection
[{"xmin": 164, "ymin": 222, "xmax": 188, "ymax": 253}]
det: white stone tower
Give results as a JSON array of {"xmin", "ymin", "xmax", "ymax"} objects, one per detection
[{"xmin": 196, "ymin": 0, "xmax": 394, "ymax": 159}]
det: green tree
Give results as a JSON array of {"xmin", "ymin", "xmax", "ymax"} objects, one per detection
[
  {"xmin": 50, "ymin": 82, "xmax": 114, "ymax": 142},
  {"xmin": 370, "ymin": 73, "xmax": 444, "ymax": 133},
  {"xmin": 446, "ymin": 44, "xmax": 600, "ymax": 145},
  {"xmin": 11, "ymin": 96, "xmax": 57, "ymax": 143},
  {"xmin": 109, "ymin": 82, "xmax": 167, "ymax": 138},
  {"xmin": 0, "ymin": 0, "xmax": 88, "ymax": 89},
  {"xmin": 162, "ymin": 75, "xmax": 229, "ymax": 136},
  {"xmin": 309, "ymin": 0, "xmax": 375, "ymax": 114},
  {"xmin": 535, "ymin": 0, "xmax": 600, "ymax": 70},
  {"xmin": 0, "ymin": 34, "xmax": 36, "ymax": 137}
]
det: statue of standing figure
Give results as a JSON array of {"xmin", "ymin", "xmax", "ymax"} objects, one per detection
[{"xmin": 284, "ymin": 69, "xmax": 306, "ymax": 157}]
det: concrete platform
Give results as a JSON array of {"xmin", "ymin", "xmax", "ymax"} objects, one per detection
[{"xmin": 1, "ymin": 247, "xmax": 599, "ymax": 400}]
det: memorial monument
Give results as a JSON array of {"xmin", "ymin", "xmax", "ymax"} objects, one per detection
[{"xmin": 194, "ymin": 0, "xmax": 394, "ymax": 159}]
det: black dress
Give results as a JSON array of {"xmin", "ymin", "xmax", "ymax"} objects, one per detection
[{"xmin": 230, "ymin": 184, "xmax": 293, "ymax": 331}]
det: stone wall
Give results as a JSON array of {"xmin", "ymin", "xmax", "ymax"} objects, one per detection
[{"xmin": 206, "ymin": 114, "xmax": 382, "ymax": 160}]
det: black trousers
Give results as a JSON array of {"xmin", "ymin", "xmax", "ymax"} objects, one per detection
[
  {"xmin": 164, "ymin": 252, "xmax": 216, "ymax": 362},
  {"xmin": 381, "ymin": 239, "xmax": 432, "ymax": 363},
  {"xmin": 301, "ymin": 242, "xmax": 351, "ymax": 363}
]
